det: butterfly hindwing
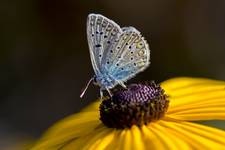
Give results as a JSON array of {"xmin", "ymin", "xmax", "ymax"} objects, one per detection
[{"xmin": 107, "ymin": 27, "xmax": 150, "ymax": 82}]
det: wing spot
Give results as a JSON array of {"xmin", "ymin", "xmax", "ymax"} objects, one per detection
[
  {"xmin": 130, "ymin": 57, "xmax": 133, "ymax": 60},
  {"xmin": 107, "ymin": 41, "xmax": 111, "ymax": 44},
  {"xmin": 91, "ymin": 34, "xmax": 94, "ymax": 37},
  {"xmin": 131, "ymin": 51, "xmax": 133, "ymax": 54},
  {"xmin": 96, "ymin": 31, "xmax": 99, "ymax": 34},
  {"xmin": 134, "ymin": 63, "xmax": 136, "ymax": 66},
  {"xmin": 95, "ymin": 44, "xmax": 101, "ymax": 48},
  {"xmin": 118, "ymin": 56, "xmax": 121, "ymax": 59},
  {"xmin": 121, "ymin": 68, "xmax": 124, "ymax": 70},
  {"xmin": 100, "ymin": 32, "xmax": 103, "ymax": 35},
  {"xmin": 107, "ymin": 61, "xmax": 110, "ymax": 64},
  {"xmin": 104, "ymin": 35, "xmax": 108, "ymax": 38},
  {"xmin": 117, "ymin": 46, "xmax": 120, "ymax": 49},
  {"xmin": 116, "ymin": 64, "xmax": 119, "ymax": 66},
  {"xmin": 99, "ymin": 54, "xmax": 102, "ymax": 57},
  {"xmin": 129, "ymin": 46, "xmax": 132, "ymax": 49},
  {"xmin": 126, "ymin": 43, "xmax": 128, "ymax": 45},
  {"xmin": 110, "ymin": 50, "xmax": 113, "ymax": 53}
]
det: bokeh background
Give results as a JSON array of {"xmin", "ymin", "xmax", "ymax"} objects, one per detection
[{"xmin": 1, "ymin": 0, "xmax": 225, "ymax": 149}]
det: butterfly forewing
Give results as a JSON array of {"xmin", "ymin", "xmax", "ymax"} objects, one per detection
[{"xmin": 87, "ymin": 14, "xmax": 122, "ymax": 75}]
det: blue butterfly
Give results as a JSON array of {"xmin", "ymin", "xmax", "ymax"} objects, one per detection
[{"xmin": 80, "ymin": 14, "xmax": 150, "ymax": 98}]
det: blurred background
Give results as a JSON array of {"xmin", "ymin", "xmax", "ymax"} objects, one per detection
[{"xmin": 1, "ymin": 0, "xmax": 225, "ymax": 149}]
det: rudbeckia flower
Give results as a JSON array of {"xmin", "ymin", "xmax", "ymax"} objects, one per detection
[{"xmin": 31, "ymin": 77, "xmax": 225, "ymax": 150}]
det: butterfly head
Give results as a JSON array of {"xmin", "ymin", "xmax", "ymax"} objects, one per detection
[{"xmin": 93, "ymin": 75, "xmax": 116, "ymax": 89}]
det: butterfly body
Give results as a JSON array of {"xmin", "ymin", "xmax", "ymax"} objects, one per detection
[
  {"xmin": 80, "ymin": 14, "xmax": 150, "ymax": 98},
  {"xmin": 93, "ymin": 73, "xmax": 116, "ymax": 89}
]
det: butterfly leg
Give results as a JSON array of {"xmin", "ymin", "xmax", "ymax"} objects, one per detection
[
  {"xmin": 106, "ymin": 88, "xmax": 113, "ymax": 97},
  {"xmin": 100, "ymin": 89, "xmax": 104, "ymax": 99},
  {"xmin": 115, "ymin": 80, "xmax": 127, "ymax": 89},
  {"xmin": 119, "ymin": 82, "xmax": 127, "ymax": 89}
]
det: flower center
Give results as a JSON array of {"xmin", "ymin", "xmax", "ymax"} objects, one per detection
[{"xmin": 99, "ymin": 81, "xmax": 169, "ymax": 129}]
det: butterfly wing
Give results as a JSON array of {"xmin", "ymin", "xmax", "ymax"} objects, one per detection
[
  {"xmin": 87, "ymin": 14, "xmax": 150, "ymax": 90},
  {"xmin": 87, "ymin": 14, "xmax": 122, "ymax": 75},
  {"xmin": 106, "ymin": 27, "xmax": 150, "ymax": 82}
]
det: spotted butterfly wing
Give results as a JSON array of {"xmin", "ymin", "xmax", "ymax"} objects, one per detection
[
  {"xmin": 87, "ymin": 14, "xmax": 122, "ymax": 76},
  {"xmin": 82, "ymin": 14, "xmax": 150, "ymax": 98},
  {"xmin": 105, "ymin": 27, "xmax": 150, "ymax": 83}
]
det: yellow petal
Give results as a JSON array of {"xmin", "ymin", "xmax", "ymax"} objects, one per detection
[
  {"xmin": 147, "ymin": 123, "xmax": 191, "ymax": 150},
  {"xmin": 43, "ymin": 111, "xmax": 99, "ymax": 138},
  {"xmin": 161, "ymin": 77, "xmax": 225, "ymax": 120},
  {"xmin": 120, "ymin": 128, "xmax": 132, "ymax": 150},
  {"xmin": 89, "ymin": 130, "xmax": 116, "ymax": 150},
  {"xmin": 161, "ymin": 77, "xmax": 225, "ymax": 95},
  {"xmin": 60, "ymin": 125, "xmax": 113, "ymax": 150},
  {"xmin": 31, "ymin": 111, "xmax": 101, "ymax": 150},
  {"xmin": 116, "ymin": 129, "xmax": 131, "ymax": 150},
  {"xmin": 167, "ymin": 107, "xmax": 225, "ymax": 121},
  {"xmin": 130, "ymin": 125, "xmax": 145, "ymax": 150},
  {"xmin": 104, "ymin": 129, "xmax": 126, "ymax": 150},
  {"xmin": 141, "ymin": 125, "xmax": 161, "ymax": 150},
  {"xmin": 167, "ymin": 94, "xmax": 225, "ymax": 120},
  {"xmin": 159, "ymin": 119, "xmax": 225, "ymax": 149},
  {"xmin": 161, "ymin": 77, "xmax": 225, "ymax": 106}
]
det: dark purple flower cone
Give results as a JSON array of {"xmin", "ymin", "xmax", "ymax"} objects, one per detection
[{"xmin": 100, "ymin": 81, "xmax": 169, "ymax": 129}]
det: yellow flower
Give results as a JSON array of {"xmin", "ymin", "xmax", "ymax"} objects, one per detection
[{"xmin": 31, "ymin": 77, "xmax": 225, "ymax": 150}]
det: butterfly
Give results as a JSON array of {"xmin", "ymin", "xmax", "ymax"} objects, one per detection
[{"xmin": 80, "ymin": 13, "xmax": 150, "ymax": 98}]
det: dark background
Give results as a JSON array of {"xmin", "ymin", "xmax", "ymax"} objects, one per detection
[{"xmin": 1, "ymin": 0, "xmax": 225, "ymax": 148}]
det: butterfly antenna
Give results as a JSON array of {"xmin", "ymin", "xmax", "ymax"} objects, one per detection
[{"xmin": 80, "ymin": 77, "xmax": 94, "ymax": 98}]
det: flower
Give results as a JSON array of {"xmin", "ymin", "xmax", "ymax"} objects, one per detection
[{"xmin": 31, "ymin": 77, "xmax": 225, "ymax": 150}]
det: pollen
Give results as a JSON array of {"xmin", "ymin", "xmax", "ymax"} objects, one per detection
[{"xmin": 100, "ymin": 81, "xmax": 169, "ymax": 129}]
